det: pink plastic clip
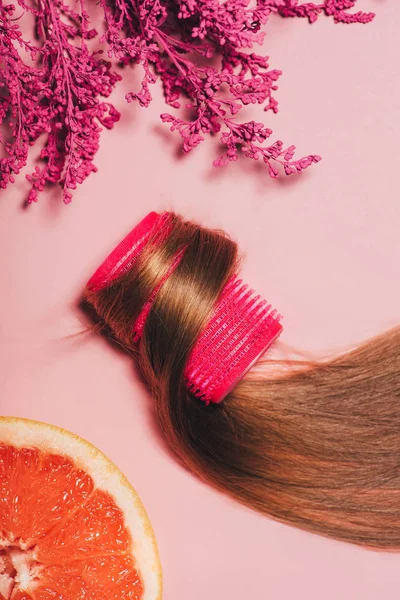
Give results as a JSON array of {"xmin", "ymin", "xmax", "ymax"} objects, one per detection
[{"xmin": 87, "ymin": 212, "xmax": 283, "ymax": 403}]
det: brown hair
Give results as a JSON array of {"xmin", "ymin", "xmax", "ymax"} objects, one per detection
[{"xmin": 83, "ymin": 213, "xmax": 400, "ymax": 549}]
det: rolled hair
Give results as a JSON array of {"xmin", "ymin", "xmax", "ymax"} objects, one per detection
[{"xmin": 84, "ymin": 212, "xmax": 400, "ymax": 549}]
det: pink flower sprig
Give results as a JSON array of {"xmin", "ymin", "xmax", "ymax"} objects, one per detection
[
  {"xmin": 0, "ymin": 4, "xmax": 43, "ymax": 192},
  {"xmin": 1, "ymin": 0, "xmax": 374, "ymax": 202},
  {"xmin": 1, "ymin": 1, "xmax": 120, "ymax": 203},
  {"xmin": 278, "ymin": 0, "xmax": 374, "ymax": 25}
]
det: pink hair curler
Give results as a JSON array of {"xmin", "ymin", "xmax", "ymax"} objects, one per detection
[{"xmin": 87, "ymin": 212, "xmax": 283, "ymax": 403}]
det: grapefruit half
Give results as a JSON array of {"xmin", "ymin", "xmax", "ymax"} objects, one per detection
[{"xmin": 0, "ymin": 417, "xmax": 162, "ymax": 600}]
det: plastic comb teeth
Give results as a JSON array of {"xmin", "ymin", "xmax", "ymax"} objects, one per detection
[
  {"xmin": 87, "ymin": 212, "xmax": 164, "ymax": 292},
  {"xmin": 185, "ymin": 276, "xmax": 282, "ymax": 403}
]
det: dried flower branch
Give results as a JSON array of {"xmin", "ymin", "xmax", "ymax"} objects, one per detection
[{"xmin": 0, "ymin": 0, "xmax": 374, "ymax": 202}]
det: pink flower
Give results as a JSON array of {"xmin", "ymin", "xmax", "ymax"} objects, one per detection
[{"xmin": 0, "ymin": 0, "xmax": 374, "ymax": 202}]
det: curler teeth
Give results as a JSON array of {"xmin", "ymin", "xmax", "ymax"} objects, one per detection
[
  {"xmin": 185, "ymin": 277, "xmax": 282, "ymax": 403},
  {"xmin": 87, "ymin": 211, "xmax": 283, "ymax": 403},
  {"xmin": 87, "ymin": 212, "xmax": 162, "ymax": 292}
]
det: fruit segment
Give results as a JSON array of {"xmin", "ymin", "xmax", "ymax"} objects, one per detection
[
  {"xmin": 36, "ymin": 489, "xmax": 132, "ymax": 562},
  {"xmin": 0, "ymin": 445, "xmax": 94, "ymax": 545},
  {"xmin": 39, "ymin": 555, "xmax": 143, "ymax": 600}
]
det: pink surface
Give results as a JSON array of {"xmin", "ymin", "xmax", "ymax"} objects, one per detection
[{"xmin": 1, "ymin": 1, "xmax": 399, "ymax": 598}]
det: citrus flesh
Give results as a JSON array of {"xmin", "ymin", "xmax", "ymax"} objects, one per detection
[{"xmin": 0, "ymin": 418, "xmax": 161, "ymax": 600}]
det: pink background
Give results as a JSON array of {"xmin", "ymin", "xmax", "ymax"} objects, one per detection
[{"xmin": 1, "ymin": 1, "xmax": 399, "ymax": 598}]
